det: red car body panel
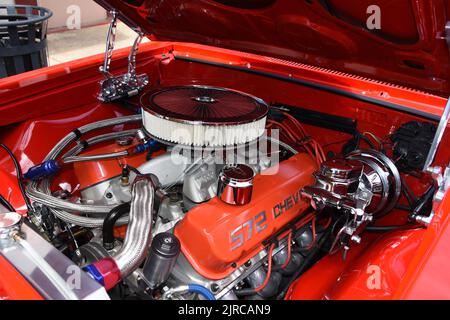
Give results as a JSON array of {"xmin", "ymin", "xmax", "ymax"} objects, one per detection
[
  {"xmin": 95, "ymin": 0, "xmax": 450, "ymax": 95},
  {"xmin": 0, "ymin": 255, "xmax": 42, "ymax": 300},
  {"xmin": 1, "ymin": 1, "xmax": 450, "ymax": 300}
]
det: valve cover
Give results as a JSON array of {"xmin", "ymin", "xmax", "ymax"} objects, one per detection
[{"xmin": 174, "ymin": 153, "xmax": 317, "ymax": 280}]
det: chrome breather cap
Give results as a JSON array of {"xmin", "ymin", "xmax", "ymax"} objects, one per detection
[{"xmin": 218, "ymin": 164, "xmax": 254, "ymax": 206}]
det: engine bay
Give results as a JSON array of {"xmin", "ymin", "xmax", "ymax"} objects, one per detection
[
  {"xmin": 0, "ymin": 80, "xmax": 442, "ymax": 300},
  {"xmin": 1, "ymin": 40, "xmax": 449, "ymax": 300}
]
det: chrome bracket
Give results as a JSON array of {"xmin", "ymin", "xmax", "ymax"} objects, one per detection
[
  {"xmin": 445, "ymin": 21, "xmax": 450, "ymax": 49},
  {"xmin": 423, "ymin": 98, "xmax": 450, "ymax": 172},
  {"xmin": 415, "ymin": 210, "xmax": 435, "ymax": 227},
  {"xmin": 98, "ymin": 10, "xmax": 149, "ymax": 103},
  {"xmin": 423, "ymin": 22, "xmax": 450, "ymax": 171},
  {"xmin": 428, "ymin": 161, "xmax": 450, "ymax": 203}
]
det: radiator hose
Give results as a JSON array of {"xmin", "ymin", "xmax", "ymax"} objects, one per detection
[{"xmin": 84, "ymin": 175, "xmax": 155, "ymax": 290}]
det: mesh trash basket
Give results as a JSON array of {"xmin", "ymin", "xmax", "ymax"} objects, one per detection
[{"xmin": 0, "ymin": 5, "xmax": 52, "ymax": 78}]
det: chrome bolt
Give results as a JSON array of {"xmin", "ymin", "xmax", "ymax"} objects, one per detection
[
  {"xmin": 351, "ymin": 235, "xmax": 362, "ymax": 244},
  {"xmin": 136, "ymin": 129, "xmax": 148, "ymax": 143},
  {"xmin": 427, "ymin": 166, "xmax": 442, "ymax": 175},
  {"xmin": 116, "ymin": 136, "xmax": 134, "ymax": 146}
]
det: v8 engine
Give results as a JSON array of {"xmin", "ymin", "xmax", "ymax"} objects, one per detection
[{"xmin": 5, "ymin": 85, "xmax": 434, "ymax": 301}]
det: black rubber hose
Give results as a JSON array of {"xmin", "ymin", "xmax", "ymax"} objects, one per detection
[
  {"xmin": 0, "ymin": 143, "xmax": 33, "ymax": 212},
  {"xmin": 126, "ymin": 165, "xmax": 142, "ymax": 175},
  {"xmin": 235, "ymin": 287, "xmax": 258, "ymax": 297},
  {"xmin": 365, "ymin": 224, "xmax": 423, "ymax": 233},
  {"xmin": 0, "ymin": 193, "xmax": 15, "ymax": 212},
  {"xmin": 401, "ymin": 176, "xmax": 417, "ymax": 207},
  {"xmin": 102, "ymin": 202, "xmax": 131, "ymax": 250},
  {"xmin": 410, "ymin": 184, "xmax": 436, "ymax": 218},
  {"xmin": 395, "ymin": 204, "xmax": 412, "ymax": 212}
]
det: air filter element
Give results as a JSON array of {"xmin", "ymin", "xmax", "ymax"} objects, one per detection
[{"xmin": 141, "ymin": 86, "xmax": 268, "ymax": 147}]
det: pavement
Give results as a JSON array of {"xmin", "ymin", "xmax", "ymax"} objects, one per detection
[{"xmin": 47, "ymin": 22, "xmax": 149, "ymax": 66}]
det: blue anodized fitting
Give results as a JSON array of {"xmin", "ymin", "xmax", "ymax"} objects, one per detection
[{"xmin": 24, "ymin": 160, "xmax": 60, "ymax": 181}]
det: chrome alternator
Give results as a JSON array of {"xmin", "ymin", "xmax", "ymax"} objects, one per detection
[{"xmin": 301, "ymin": 150, "xmax": 401, "ymax": 254}]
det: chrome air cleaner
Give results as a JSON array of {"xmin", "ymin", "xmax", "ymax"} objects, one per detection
[{"xmin": 141, "ymin": 86, "xmax": 268, "ymax": 147}]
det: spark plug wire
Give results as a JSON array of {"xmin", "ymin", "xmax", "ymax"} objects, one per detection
[
  {"xmin": 255, "ymin": 243, "xmax": 276, "ymax": 293},
  {"xmin": 280, "ymin": 232, "xmax": 293, "ymax": 269},
  {"xmin": 304, "ymin": 217, "xmax": 317, "ymax": 250},
  {"xmin": 235, "ymin": 212, "xmax": 316, "ymax": 298},
  {"xmin": 268, "ymin": 112, "xmax": 326, "ymax": 165}
]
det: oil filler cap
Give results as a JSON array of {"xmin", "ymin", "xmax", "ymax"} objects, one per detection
[
  {"xmin": 218, "ymin": 164, "xmax": 254, "ymax": 206},
  {"xmin": 152, "ymin": 233, "xmax": 181, "ymax": 258}
]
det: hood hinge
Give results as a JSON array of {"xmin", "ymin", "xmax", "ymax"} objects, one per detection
[{"xmin": 98, "ymin": 10, "xmax": 149, "ymax": 103}]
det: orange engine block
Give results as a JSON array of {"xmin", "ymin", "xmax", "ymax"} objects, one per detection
[{"xmin": 174, "ymin": 153, "xmax": 317, "ymax": 280}]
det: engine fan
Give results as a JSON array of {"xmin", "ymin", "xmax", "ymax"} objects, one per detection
[{"xmin": 141, "ymin": 86, "xmax": 269, "ymax": 147}]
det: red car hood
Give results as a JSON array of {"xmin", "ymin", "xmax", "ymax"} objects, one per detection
[{"xmin": 97, "ymin": 0, "xmax": 450, "ymax": 96}]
